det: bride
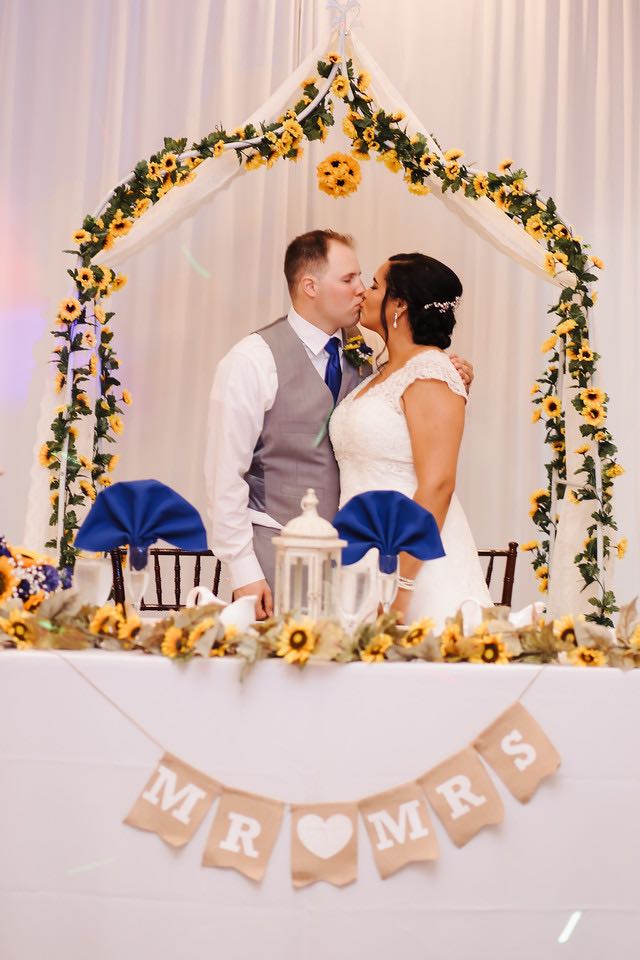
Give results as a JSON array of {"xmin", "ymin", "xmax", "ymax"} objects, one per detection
[{"xmin": 329, "ymin": 252, "xmax": 491, "ymax": 628}]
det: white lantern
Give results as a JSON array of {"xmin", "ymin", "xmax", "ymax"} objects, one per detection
[{"xmin": 272, "ymin": 488, "xmax": 346, "ymax": 619}]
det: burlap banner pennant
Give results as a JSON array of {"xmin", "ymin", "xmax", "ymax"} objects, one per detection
[
  {"xmin": 290, "ymin": 802, "xmax": 358, "ymax": 888},
  {"xmin": 473, "ymin": 701, "xmax": 561, "ymax": 803},
  {"xmin": 359, "ymin": 781, "xmax": 439, "ymax": 879},
  {"xmin": 202, "ymin": 787, "xmax": 284, "ymax": 882},
  {"xmin": 124, "ymin": 752, "xmax": 220, "ymax": 848},
  {"xmin": 419, "ymin": 747, "xmax": 504, "ymax": 848}
]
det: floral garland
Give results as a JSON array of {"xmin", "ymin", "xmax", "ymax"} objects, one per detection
[
  {"xmin": 0, "ymin": 536, "xmax": 71, "ymax": 612},
  {"xmin": 45, "ymin": 51, "xmax": 621, "ymax": 624},
  {"xmin": 3, "ymin": 592, "xmax": 640, "ymax": 671}
]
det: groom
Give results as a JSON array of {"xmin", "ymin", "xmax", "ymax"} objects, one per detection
[{"xmin": 205, "ymin": 229, "xmax": 472, "ymax": 618}]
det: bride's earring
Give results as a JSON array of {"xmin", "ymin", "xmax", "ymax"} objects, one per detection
[{"xmin": 393, "ymin": 311, "xmax": 398, "ymax": 330}]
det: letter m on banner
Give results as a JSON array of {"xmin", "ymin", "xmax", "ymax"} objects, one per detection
[
  {"xmin": 359, "ymin": 782, "xmax": 439, "ymax": 879},
  {"xmin": 124, "ymin": 752, "xmax": 220, "ymax": 848}
]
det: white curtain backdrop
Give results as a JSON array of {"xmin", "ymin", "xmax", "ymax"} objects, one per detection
[{"xmin": 0, "ymin": 0, "xmax": 637, "ymax": 610}]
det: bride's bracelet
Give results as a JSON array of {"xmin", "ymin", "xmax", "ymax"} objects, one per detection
[{"xmin": 397, "ymin": 575, "xmax": 416, "ymax": 592}]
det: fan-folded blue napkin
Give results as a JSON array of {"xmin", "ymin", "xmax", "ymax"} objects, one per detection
[
  {"xmin": 333, "ymin": 490, "xmax": 445, "ymax": 573},
  {"xmin": 75, "ymin": 479, "xmax": 207, "ymax": 569}
]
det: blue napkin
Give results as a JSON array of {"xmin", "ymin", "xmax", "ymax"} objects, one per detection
[
  {"xmin": 333, "ymin": 490, "xmax": 445, "ymax": 573},
  {"xmin": 75, "ymin": 479, "xmax": 207, "ymax": 569}
]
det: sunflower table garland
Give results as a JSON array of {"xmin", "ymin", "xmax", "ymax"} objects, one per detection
[
  {"xmin": 46, "ymin": 50, "xmax": 621, "ymax": 624},
  {"xmin": 3, "ymin": 591, "xmax": 640, "ymax": 671}
]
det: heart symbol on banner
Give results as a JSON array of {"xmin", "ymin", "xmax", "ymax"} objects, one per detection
[{"xmin": 296, "ymin": 814, "xmax": 353, "ymax": 860}]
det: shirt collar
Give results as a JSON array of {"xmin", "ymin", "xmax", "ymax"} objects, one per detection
[{"xmin": 287, "ymin": 306, "xmax": 342, "ymax": 356}]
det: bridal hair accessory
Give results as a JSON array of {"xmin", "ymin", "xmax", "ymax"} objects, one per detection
[
  {"xmin": 424, "ymin": 296, "xmax": 462, "ymax": 313},
  {"xmin": 393, "ymin": 311, "xmax": 398, "ymax": 329}
]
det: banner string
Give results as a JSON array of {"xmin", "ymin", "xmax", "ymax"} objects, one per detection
[
  {"xmin": 516, "ymin": 664, "xmax": 548, "ymax": 703},
  {"xmin": 54, "ymin": 652, "xmax": 167, "ymax": 752}
]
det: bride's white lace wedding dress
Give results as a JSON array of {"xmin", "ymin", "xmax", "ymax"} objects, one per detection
[{"xmin": 330, "ymin": 349, "xmax": 491, "ymax": 628}]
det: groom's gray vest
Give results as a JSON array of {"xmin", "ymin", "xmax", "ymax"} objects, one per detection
[{"xmin": 244, "ymin": 317, "xmax": 363, "ymax": 527}]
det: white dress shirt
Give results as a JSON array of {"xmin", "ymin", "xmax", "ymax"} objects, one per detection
[{"xmin": 204, "ymin": 308, "xmax": 344, "ymax": 589}]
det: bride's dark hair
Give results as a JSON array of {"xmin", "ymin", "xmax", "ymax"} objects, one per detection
[{"xmin": 380, "ymin": 253, "xmax": 462, "ymax": 349}]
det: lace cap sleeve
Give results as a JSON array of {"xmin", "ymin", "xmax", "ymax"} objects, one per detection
[{"xmin": 392, "ymin": 351, "xmax": 467, "ymax": 403}]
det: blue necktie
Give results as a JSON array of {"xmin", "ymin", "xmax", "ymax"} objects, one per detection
[{"xmin": 324, "ymin": 336, "xmax": 342, "ymax": 405}]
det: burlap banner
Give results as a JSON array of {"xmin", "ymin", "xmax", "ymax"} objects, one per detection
[
  {"xmin": 122, "ymin": 700, "xmax": 560, "ymax": 884},
  {"xmin": 124, "ymin": 752, "xmax": 220, "ymax": 847}
]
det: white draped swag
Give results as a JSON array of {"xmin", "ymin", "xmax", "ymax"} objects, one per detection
[{"xmin": 0, "ymin": 0, "xmax": 637, "ymax": 612}]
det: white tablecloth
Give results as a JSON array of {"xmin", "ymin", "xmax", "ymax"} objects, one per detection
[{"xmin": 1, "ymin": 651, "xmax": 638, "ymax": 959}]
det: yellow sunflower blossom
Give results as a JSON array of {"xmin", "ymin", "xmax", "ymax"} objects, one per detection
[
  {"xmin": 187, "ymin": 616, "xmax": 216, "ymax": 650},
  {"xmin": 212, "ymin": 140, "xmax": 225, "ymax": 158},
  {"xmin": 94, "ymin": 305, "xmax": 106, "ymax": 325},
  {"xmin": 283, "ymin": 118, "xmax": 304, "ymax": 140},
  {"xmin": 210, "ymin": 623, "xmax": 237, "ymax": 657},
  {"xmin": 537, "ymin": 577, "xmax": 548, "ymax": 593},
  {"xmin": 553, "ymin": 223, "xmax": 570, "ymax": 239},
  {"xmin": 342, "ymin": 116, "xmax": 357, "ymax": 139},
  {"xmin": 0, "ymin": 608, "xmax": 36, "ymax": 648},
  {"xmin": 39, "ymin": 443, "xmax": 56, "ymax": 468},
  {"xmin": 351, "ymin": 142, "xmax": 370, "ymax": 161},
  {"xmin": 590, "ymin": 256, "xmax": 605, "ymax": 269},
  {"xmin": 245, "ymin": 152, "xmax": 264, "ymax": 171},
  {"xmin": 57, "ymin": 298, "xmax": 82, "ymax": 323},
  {"xmin": 0, "ymin": 556, "xmax": 18, "ymax": 605},
  {"xmin": 111, "ymin": 274, "xmax": 127, "ymax": 291},
  {"xmin": 54, "ymin": 371, "xmax": 66, "ymax": 394},
  {"xmin": 606, "ymin": 464, "xmax": 624, "ymax": 478},
  {"xmin": 133, "ymin": 197, "xmax": 152, "ymax": 217},
  {"xmin": 89, "ymin": 355, "xmax": 98, "ymax": 377},
  {"xmin": 541, "ymin": 333, "xmax": 558, "ymax": 353},
  {"xmin": 553, "ymin": 614, "xmax": 576, "ymax": 645},
  {"xmin": 520, "ymin": 540, "xmax": 540, "ymax": 552},
  {"xmin": 531, "ymin": 408, "xmax": 541, "ymax": 423},
  {"xmin": 109, "ymin": 414, "xmax": 124, "ymax": 434},
  {"xmin": 492, "ymin": 185, "xmax": 511, "ymax": 210},
  {"xmin": 357, "ymin": 71, "xmax": 371, "ymax": 90},
  {"xmin": 360, "ymin": 632, "xmax": 393, "ymax": 663},
  {"xmin": 568, "ymin": 646, "xmax": 607, "ymax": 667},
  {"xmin": 542, "ymin": 395, "xmax": 561, "ymax": 418},
  {"xmin": 535, "ymin": 564, "xmax": 549, "ymax": 580},
  {"xmin": 530, "ymin": 488, "xmax": 549, "ymax": 507},
  {"xmin": 24, "ymin": 592, "xmax": 45, "ymax": 612},
  {"xmin": 473, "ymin": 174, "xmax": 489, "ymax": 196},
  {"xmin": 543, "ymin": 252, "xmax": 556, "ymax": 276},
  {"xmin": 555, "ymin": 318, "xmax": 577, "ymax": 336},
  {"xmin": 72, "ymin": 229, "xmax": 91, "ymax": 244},
  {"xmin": 498, "ymin": 157, "xmax": 513, "ymax": 171},
  {"xmin": 440, "ymin": 622, "xmax": 463, "ymax": 660},
  {"xmin": 301, "ymin": 75, "xmax": 317, "ymax": 88},
  {"xmin": 469, "ymin": 636, "xmax": 510, "ymax": 664},
  {"xmin": 76, "ymin": 267, "xmax": 95, "ymax": 289},
  {"xmin": 117, "ymin": 613, "xmax": 142, "ymax": 648},
  {"xmin": 444, "ymin": 160, "xmax": 460, "ymax": 180},
  {"xmin": 511, "ymin": 178, "xmax": 526, "ymax": 195},
  {"xmin": 79, "ymin": 479, "xmax": 96, "ymax": 501},
  {"xmin": 161, "ymin": 625, "xmax": 192, "ymax": 658},
  {"xmin": 525, "ymin": 214, "xmax": 545, "ymax": 240},
  {"xmin": 106, "ymin": 454, "xmax": 119, "ymax": 473},
  {"xmin": 327, "ymin": 52, "xmax": 341, "ymax": 64},
  {"xmin": 122, "ymin": 389, "xmax": 132, "ymax": 406},
  {"xmin": 89, "ymin": 604, "xmax": 123, "ymax": 636},
  {"xmin": 574, "ymin": 443, "xmax": 591, "ymax": 455},
  {"xmin": 82, "ymin": 331, "xmax": 96, "ymax": 349},
  {"xmin": 276, "ymin": 618, "xmax": 317, "ymax": 665},
  {"xmin": 580, "ymin": 386, "xmax": 605, "ymax": 405},
  {"xmin": 577, "ymin": 343, "xmax": 594, "ymax": 362},
  {"xmin": 98, "ymin": 476, "xmax": 112, "ymax": 487},
  {"xmin": 551, "ymin": 439, "xmax": 565, "ymax": 452},
  {"xmin": 581, "ymin": 403, "xmax": 606, "ymax": 427},
  {"xmin": 108, "ymin": 211, "xmax": 133, "ymax": 239},
  {"xmin": 617, "ymin": 537, "xmax": 628, "ymax": 559},
  {"xmin": 554, "ymin": 250, "xmax": 569, "ymax": 267},
  {"xmin": 444, "ymin": 148, "xmax": 464, "ymax": 161},
  {"xmin": 400, "ymin": 618, "xmax": 435, "ymax": 648},
  {"xmin": 331, "ymin": 75, "xmax": 350, "ymax": 98},
  {"xmin": 161, "ymin": 152, "xmax": 178, "ymax": 173}
]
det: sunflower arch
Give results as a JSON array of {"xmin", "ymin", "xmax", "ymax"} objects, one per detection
[{"xmin": 39, "ymin": 15, "xmax": 621, "ymax": 625}]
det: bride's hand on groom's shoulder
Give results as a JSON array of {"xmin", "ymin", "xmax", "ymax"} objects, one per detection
[{"xmin": 449, "ymin": 354, "xmax": 474, "ymax": 393}]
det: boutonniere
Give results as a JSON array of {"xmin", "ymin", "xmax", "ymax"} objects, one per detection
[{"xmin": 343, "ymin": 334, "xmax": 374, "ymax": 370}]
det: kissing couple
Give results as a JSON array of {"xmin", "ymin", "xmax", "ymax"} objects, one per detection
[{"xmin": 205, "ymin": 228, "xmax": 491, "ymax": 628}]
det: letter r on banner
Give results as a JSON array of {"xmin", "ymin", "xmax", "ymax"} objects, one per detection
[
  {"xmin": 124, "ymin": 752, "xmax": 220, "ymax": 848},
  {"xmin": 219, "ymin": 812, "xmax": 261, "ymax": 859},
  {"xmin": 203, "ymin": 788, "xmax": 284, "ymax": 882},
  {"xmin": 473, "ymin": 701, "xmax": 561, "ymax": 802},
  {"xmin": 419, "ymin": 747, "xmax": 504, "ymax": 848}
]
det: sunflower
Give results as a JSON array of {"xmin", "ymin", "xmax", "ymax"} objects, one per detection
[
  {"xmin": 39, "ymin": 443, "xmax": 55, "ymax": 468},
  {"xmin": 580, "ymin": 387, "xmax": 605, "ymax": 405},
  {"xmin": 78, "ymin": 455, "xmax": 92, "ymax": 470},
  {"xmin": 57, "ymin": 298, "xmax": 82, "ymax": 323},
  {"xmin": 542, "ymin": 395, "xmax": 561, "ymax": 418},
  {"xmin": 577, "ymin": 343, "xmax": 594, "ymax": 362},
  {"xmin": 109, "ymin": 414, "xmax": 124, "ymax": 434},
  {"xmin": 473, "ymin": 174, "xmax": 489, "ymax": 196},
  {"xmin": 115, "ymin": 613, "xmax": 142, "ymax": 648},
  {"xmin": 331, "ymin": 75, "xmax": 350, "ymax": 98},
  {"xmin": 400, "ymin": 618, "xmax": 435, "ymax": 648},
  {"xmin": 0, "ymin": 556, "xmax": 17, "ymax": 605},
  {"xmin": 98, "ymin": 476, "xmax": 112, "ymax": 487},
  {"xmin": 289, "ymin": 145, "xmax": 304, "ymax": 163},
  {"xmin": 0, "ymin": 609, "xmax": 35, "ymax": 648},
  {"xmin": 210, "ymin": 624, "xmax": 237, "ymax": 658},
  {"xmin": 380, "ymin": 149, "xmax": 402, "ymax": 173},
  {"xmin": 121, "ymin": 389, "xmax": 132, "ymax": 406},
  {"xmin": 574, "ymin": 443, "xmax": 591, "ymax": 455},
  {"xmin": 511, "ymin": 178, "xmax": 525, "ymax": 195},
  {"xmin": 553, "ymin": 223, "xmax": 570, "ymax": 239},
  {"xmin": 110, "ymin": 274, "xmax": 127, "ymax": 292},
  {"xmin": 327, "ymin": 51, "xmax": 341, "ymax": 64},
  {"xmin": 581, "ymin": 403, "xmax": 606, "ymax": 427},
  {"xmin": 498, "ymin": 157, "xmax": 513, "ymax": 171},
  {"xmin": 531, "ymin": 408, "xmax": 541, "ymax": 423},
  {"xmin": 531, "ymin": 382, "xmax": 541, "ymax": 395},
  {"xmin": 553, "ymin": 614, "xmax": 576, "ymax": 645},
  {"xmin": 357, "ymin": 71, "xmax": 371, "ymax": 90},
  {"xmin": 363, "ymin": 126, "xmax": 376, "ymax": 145},
  {"xmin": 590, "ymin": 256, "xmax": 605, "ymax": 269},
  {"xmin": 360, "ymin": 632, "xmax": 393, "ymax": 663},
  {"xmin": 283, "ymin": 118, "xmax": 303, "ymax": 140},
  {"xmin": 109, "ymin": 213, "xmax": 133, "ymax": 238},
  {"xmin": 543, "ymin": 252, "xmax": 556, "ymax": 276},
  {"xmin": 525, "ymin": 214, "xmax": 545, "ymax": 240},
  {"xmin": 407, "ymin": 180, "xmax": 430, "ymax": 196},
  {"xmin": 537, "ymin": 577, "xmax": 548, "ymax": 593},
  {"xmin": 342, "ymin": 116, "xmax": 357, "ymax": 139},
  {"xmin": 133, "ymin": 197, "xmax": 152, "ymax": 217},
  {"xmin": 72, "ymin": 229, "xmax": 91, "ymax": 245},
  {"xmin": 444, "ymin": 161, "xmax": 460, "ymax": 180},
  {"xmin": 492, "ymin": 186, "xmax": 511, "ymax": 210},
  {"xmin": 551, "ymin": 439, "xmax": 565, "ymax": 452},
  {"xmin": 106, "ymin": 454, "xmax": 119, "ymax": 473},
  {"xmin": 554, "ymin": 251, "xmax": 569, "ymax": 267},
  {"xmin": 440, "ymin": 622, "xmax": 463, "ymax": 660},
  {"xmin": 88, "ymin": 355, "xmax": 98, "ymax": 377},
  {"xmin": 161, "ymin": 625, "xmax": 193, "ymax": 658},
  {"xmin": 535, "ymin": 564, "xmax": 549, "ymax": 580},
  {"xmin": 351, "ymin": 142, "xmax": 370, "ymax": 161},
  {"xmin": 530, "ymin": 488, "xmax": 549, "ymax": 507},
  {"xmin": 301, "ymin": 75, "xmax": 317, "ymax": 89},
  {"xmin": 276, "ymin": 618, "xmax": 317, "ymax": 665},
  {"xmin": 606, "ymin": 463, "xmax": 624, "ymax": 478},
  {"xmin": 245, "ymin": 152, "xmax": 264, "ymax": 171},
  {"xmin": 75, "ymin": 390, "xmax": 91, "ymax": 409},
  {"xmin": 161, "ymin": 152, "xmax": 178, "ymax": 173},
  {"xmin": 89, "ymin": 604, "xmax": 123, "ymax": 636},
  {"xmin": 24, "ymin": 591, "xmax": 45, "ymax": 612},
  {"xmin": 568, "ymin": 646, "xmax": 607, "ymax": 667},
  {"xmin": 78, "ymin": 479, "xmax": 96, "ymax": 502},
  {"xmin": 469, "ymin": 636, "xmax": 510, "ymax": 664},
  {"xmin": 555, "ymin": 318, "xmax": 576, "ymax": 336},
  {"xmin": 94, "ymin": 305, "xmax": 106, "ymax": 325},
  {"xmin": 540, "ymin": 333, "xmax": 558, "ymax": 353},
  {"xmin": 82, "ymin": 331, "xmax": 96, "ymax": 350},
  {"xmin": 520, "ymin": 540, "xmax": 539, "ymax": 553},
  {"xmin": 76, "ymin": 267, "xmax": 95, "ymax": 289},
  {"xmin": 147, "ymin": 160, "xmax": 162, "ymax": 180}
]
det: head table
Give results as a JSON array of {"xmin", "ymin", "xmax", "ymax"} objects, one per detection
[{"xmin": 0, "ymin": 651, "xmax": 638, "ymax": 960}]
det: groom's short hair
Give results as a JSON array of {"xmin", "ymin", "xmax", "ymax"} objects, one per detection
[{"xmin": 284, "ymin": 229, "xmax": 353, "ymax": 291}]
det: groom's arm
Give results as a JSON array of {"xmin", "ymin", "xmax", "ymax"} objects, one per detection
[{"xmin": 204, "ymin": 337, "xmax": 276, "ymax": 611}]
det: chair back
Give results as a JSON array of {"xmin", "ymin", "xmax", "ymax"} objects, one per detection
[
  {"xmin": 109, "ymin": 547, "xmax": 222, "ymax": 611},
  {"xmin": 477, "ymin": 541, "xmax": 519, "ymax": 607}
]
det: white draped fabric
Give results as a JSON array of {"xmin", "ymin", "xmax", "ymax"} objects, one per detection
[{"xmin": 0, "ymin": 0, "xmax": 637, "ymax": 610}]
